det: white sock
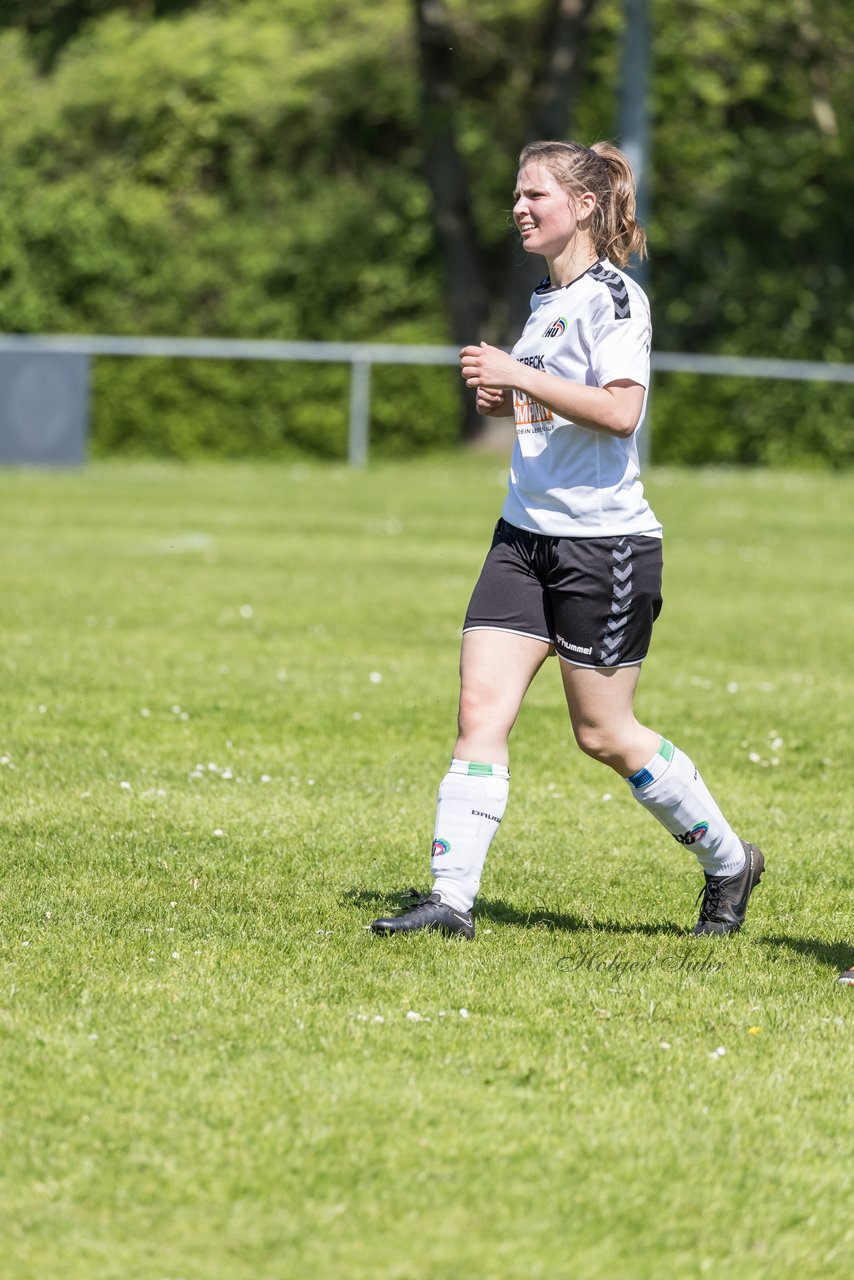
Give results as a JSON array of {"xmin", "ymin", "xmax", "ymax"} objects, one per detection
[
  {"xmin": 430, "ymin": 759, "xmax": 510, "ymax": 911},
  {"xmin": 626, "ymin": 739, "xmax": 746, "ymax": 876}
]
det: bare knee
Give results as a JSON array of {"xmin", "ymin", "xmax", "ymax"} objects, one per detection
[
  {"xmin": 455, "ymin": 680, "xmax": 518, "ymax": 763},
  {"xmin": 573, "ymin": 721, "xmax": 624, "ymax": 768},
  {"xmin": 572, "ymin": 718, "xmax": 660, "ymax": 777},
  {"xmin": 458, "ymin": 679, "xmax": 501, "ymax": 738}
]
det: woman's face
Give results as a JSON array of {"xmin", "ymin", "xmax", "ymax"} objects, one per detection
[{"xmin": 512, "ymin": 162, "xmax": 588, "ymax": 258}]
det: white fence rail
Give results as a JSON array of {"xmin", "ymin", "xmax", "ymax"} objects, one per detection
[{"xmin": 1, "ymin": 333, "xmax": 853, "ymax": 467}]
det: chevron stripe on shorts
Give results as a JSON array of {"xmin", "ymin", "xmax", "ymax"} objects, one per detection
[{"xmin": 599, "ymin": 538, "xmax": 634, "ymax": 665}]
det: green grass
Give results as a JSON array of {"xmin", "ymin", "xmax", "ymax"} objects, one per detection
[{"xmin": 1, "ymin": 457, "xmax": 852, "ymax": 1280}]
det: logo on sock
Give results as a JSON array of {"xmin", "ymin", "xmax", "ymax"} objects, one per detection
[
  {"xmin": 431, "ymin": 838, "xmax": 450, "ymax": 857},
  {"xmin": 673, "ymin": 821, "xmax": 710, "ymax": 846},
  {"xmin": 471, "ymin": 809, "xmax": 501, "ymax": 824}
]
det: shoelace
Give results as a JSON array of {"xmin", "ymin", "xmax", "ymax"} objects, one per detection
[
  {"xmin": 399, "ymin": 888, "xmax": 433, "ymax": 913},
  {"xmin": 695, "ymin": 877, "xmax": 724, "ymax": 919}
]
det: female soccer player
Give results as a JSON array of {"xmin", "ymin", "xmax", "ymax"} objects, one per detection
[{"xmin": 371, "ymin": 139, "xmax": 764, "ymax": 939}]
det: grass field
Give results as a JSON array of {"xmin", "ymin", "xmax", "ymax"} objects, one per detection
[{"xmin": 1, "ymin": 457, "xmax": 852, "ymax": 1280}]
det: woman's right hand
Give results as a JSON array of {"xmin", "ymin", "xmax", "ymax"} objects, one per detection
[{"xmin": 475, "ymin": 387, "xmax": 511, "ymax": 417}]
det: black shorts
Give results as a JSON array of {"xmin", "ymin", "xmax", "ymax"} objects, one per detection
[{"xmin": 463, "ymin": 519, "xmax": 663, "ymax": 668}]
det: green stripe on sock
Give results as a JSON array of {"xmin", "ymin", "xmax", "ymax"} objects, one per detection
[
  {"xmin": 658, "ymin": 738, "xmax": 674, "ymax": 762},
  {"xmin": 467, "ymin": 762, "xmax": 494, "ymax": 776}
]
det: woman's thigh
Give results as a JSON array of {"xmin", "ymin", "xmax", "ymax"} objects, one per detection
[{"xmin": 456, "ymin": 628, "xmax": 551, "ymax": 762}]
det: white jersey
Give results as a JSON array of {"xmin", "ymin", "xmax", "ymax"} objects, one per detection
[{"xmin": 502, "ymin": 259, "xmax": 662, "ymax": 539}]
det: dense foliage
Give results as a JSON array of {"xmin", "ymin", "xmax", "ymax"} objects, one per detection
[{"xmin": 0, "ymin": 0, "xmax": 851, "ymax": 463}]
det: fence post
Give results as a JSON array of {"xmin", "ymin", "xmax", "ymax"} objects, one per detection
[
  {"xmin": 348, "ymin": 358, "xmax": 371, "ymax": 467},
  {"xmin": 0, "ymin": 351, "xmax": 90, "ymax": 465}
]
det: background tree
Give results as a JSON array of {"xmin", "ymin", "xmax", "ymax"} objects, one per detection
[{"xmin": 2, "ymin": 1, "xmax": 196, "ymax": 68}]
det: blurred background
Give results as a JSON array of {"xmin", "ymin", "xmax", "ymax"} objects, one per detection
[{"xmin": 0, "ymin": 0, "xmax": 851, "ymax": 466}]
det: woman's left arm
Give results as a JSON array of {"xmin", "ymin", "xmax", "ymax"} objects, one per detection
[{"xmin": 460, "ymin": 342, "xmax": 644, "ymax": 439}]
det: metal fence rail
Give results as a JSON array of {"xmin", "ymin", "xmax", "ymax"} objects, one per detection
[{"xmin": 1, "ymin": 333, "xmax": 853, "ymax": 467}]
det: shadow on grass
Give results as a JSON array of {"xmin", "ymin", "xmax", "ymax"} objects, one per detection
[
  {"xmin": 758, "ymin": 933, "xmax": 852, "ymax": 974},
  {"xmin": 341, "ymin": 888, "xmax": 684, "ymax": 938},
  {"xmin": 480, "ymin": 898, "xmax": 685, "ymax": 938}
]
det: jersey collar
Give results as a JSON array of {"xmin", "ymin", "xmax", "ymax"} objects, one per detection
[{"xmin": 534, "ymin": 257, "xmax": 608, "ymax": 295}]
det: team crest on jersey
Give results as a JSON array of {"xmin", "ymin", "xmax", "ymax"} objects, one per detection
[
  {"xmin": 432, "ymin": 838, "xmax": 450, "ymax": 858},
  {"xmin": 542, "ymin": 316, "xmax": 567, "ymax": 338}
]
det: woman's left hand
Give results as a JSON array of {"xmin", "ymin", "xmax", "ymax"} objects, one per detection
[{"xmin": 459, "ymin": 342, "xmax": 519, "ymax": 390}]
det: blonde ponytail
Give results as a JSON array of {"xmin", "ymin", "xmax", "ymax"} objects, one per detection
[{"xmin": 589, "ymin": 142, "xmax": 647, "ymax": 267}]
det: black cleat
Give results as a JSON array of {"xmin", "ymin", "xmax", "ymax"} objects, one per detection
[
  {"xmin": 370, "ymin": 889, "xmax": 474, "ymax": 939},
  {"xmin": 692, "ymin": 840, "xmax": 765, "ymax": 936}
]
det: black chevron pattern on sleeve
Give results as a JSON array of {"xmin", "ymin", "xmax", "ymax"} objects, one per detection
[{"xmin": 588, "ymin": 263, "xmax": 631, "ymax": 320}]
